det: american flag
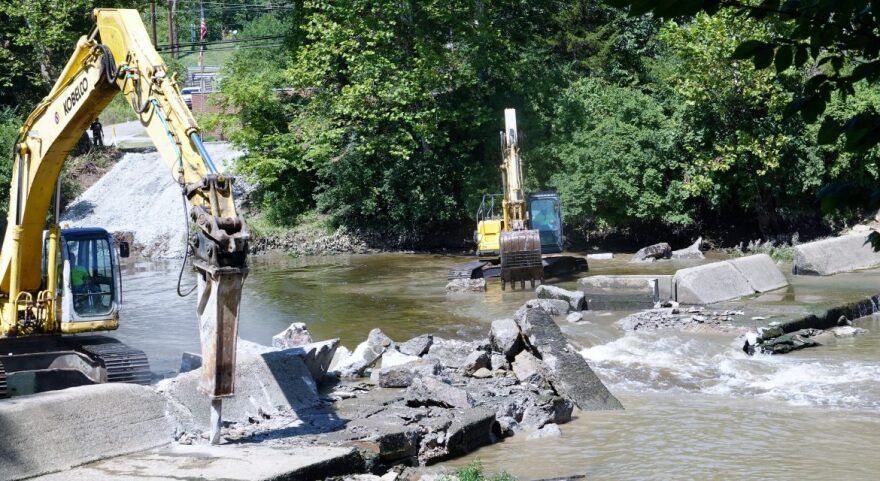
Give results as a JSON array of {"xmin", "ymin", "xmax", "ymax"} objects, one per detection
[{"xmin": 199, "ymin": 6, "xmax": 207, "ymax": 42}]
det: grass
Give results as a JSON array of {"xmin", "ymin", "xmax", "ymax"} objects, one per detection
[
  {"xmin": 444, "ymin": 461, "xmax": 516, "ymax": 481},
  {"xmin": 729, "ymin": 234, "xmax": 799, "ymax": 263},
  {"xmin": 247, "ymin": 210, "xmax": 337, "ymax": 239},
  {"xmin": 99, "ymin": 95, "xmax": 138, "ymax": 125},
  {"xmin": 176, "ymin": 48, "xmax": 234, "ymax": 68}
]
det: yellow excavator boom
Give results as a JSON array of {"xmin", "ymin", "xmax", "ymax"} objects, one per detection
[{"xmin": 0, "ymin": 8, "xmax": 247, "ymax": 443}]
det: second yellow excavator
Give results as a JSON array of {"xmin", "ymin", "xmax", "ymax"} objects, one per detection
[{"xmin": 0, "ymin": 9, "xmax": 247, "ymax": 444}]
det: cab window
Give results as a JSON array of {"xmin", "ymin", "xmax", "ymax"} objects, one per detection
[{"xmin": 66, "ymin": 237, "xmax": 115, "ymax": 316}]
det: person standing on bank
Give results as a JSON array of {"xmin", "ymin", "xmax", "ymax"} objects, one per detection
[{"xmin": 90, "ymin": 118, "xmax": 104, "ymax": 147}]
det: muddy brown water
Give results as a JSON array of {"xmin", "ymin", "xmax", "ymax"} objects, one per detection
[{"xmin": 113, "ymin": 252, "xmax": 880, "ymax": 480}]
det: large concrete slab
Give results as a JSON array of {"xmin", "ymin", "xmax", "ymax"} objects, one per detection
[
  {"xmin": 674, "ymin": 261, "xmax": 754, "ymax": 305},
  {"xmin": 793, "ymin": 234, "xmax": 880, "ymax": 275},
  {"xmin": 578, "ymin": 275, "xmax": 672, "ymax": 310},
  {"xmin": 32, "ymin": 444, "xmax": 364, "ymax": 481},
  {"xmin": 0, "ymin": 384, "xmax": 174, "ymax": 481},
  {"xmin": 728, "ymin": 254, "xmax": 788, "ymax": 292},
  {"xmin": 158, "ymin": 350, "xmax": 320, "ymax": 431}
]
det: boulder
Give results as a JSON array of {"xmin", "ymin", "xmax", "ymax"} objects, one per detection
[
  {"xmin": 518, "ymin": 298, "xmax": 570, "ymax": 317},
  {"xmin": 405, "ymin": 376, "xmax": 475, "ymax": 409},
  {"xmin": 462, "ymin": 351, "xmax": 490, "ymax": 374},
  {"xmin": 671, "ymin": 237, "xmax": 704, "ymax": 260},
  {"xmin": 521, "ymin": 395, "xmax": 573, "ymax": 431},
  {"xmin": 333, "ymin": 328, "xmax": 393, "ymax": 377},
  {"xmin": 511, "ymin": 350, "xmax": 545, "ymax": 384},
  {"xmin": 630, "ymin": 242, "xmax": 671, "ymax": 262},
  {"xmin": 377, "ymin": 358, "xmax": 441, "ymax": 388},
  {"xmin": 489, "ymin": 318, "xmax": 523, "ymax": 358},
  {"xmin": 793, "ymin": 233, "xmax": 880, "ymax": 275},
  {"xmin": 516, "ymin": 308, "xmax": 623, "ymax": 411},
  {"xmin": 272, "ymin": 322, "xmax": 314, "ymax": 349},
  {"xmin": 398, "ymin": 335, "xmax": 434, "ymax": 356},
  {"xmin": 446, "ymin": 278, "xmax": 487, "ymax": 293},
  {"xmin": 535, "ymin": 285, "xmax": 586, "ymax": 311},
  {"xmin": 759, "ymin": 329, "xmax": 822, "ymax": 354}
]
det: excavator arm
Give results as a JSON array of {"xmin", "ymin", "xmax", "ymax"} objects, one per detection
[{"xmin": 0, "ymin": 9, "xmax": 247, "ymax": 442}]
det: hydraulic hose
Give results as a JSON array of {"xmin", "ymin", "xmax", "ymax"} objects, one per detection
[
  {"xmin": 176, "ymin": 191, "xmax": 197, "ymax": 297},
  {"xmin": 189, "ymin": 132, "xmax": 219, "ymax": 174}
]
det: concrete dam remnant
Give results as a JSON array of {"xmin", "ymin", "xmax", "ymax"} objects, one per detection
[{"xmin": 793, "ymin": 233, "xmax": 880, "ymax": 275}]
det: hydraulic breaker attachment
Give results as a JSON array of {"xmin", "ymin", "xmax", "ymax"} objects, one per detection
[{"xmin": 499, "ymin": 229, "xmax": 544, "ymax": 290}]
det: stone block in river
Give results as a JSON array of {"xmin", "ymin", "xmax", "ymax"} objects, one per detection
[
  {"xmin": 671, "ymin": 237, "xmax": 704, "ymax": 260},
  {"xmin": 517, "ymin": 298, "xmax": 570, "ymax": 317},
  {"xmin": 535, "ymin": 284, "xmax": 586, "ymax": 311},
  {"xmin": 630, "ymin": 242, "xmax": 672, "ymax": 262},
  {"xmin": 793, "ymin": 233, "xmax": 880, "ymax": 275},
  {"xmin": 578, "ymin": 275, "xmax": 671, "ymax": 310},
  {"xmin": 377, "ymin": 358, "xmax": 441, "ymax": 388},
  {"xmin": 728, "ymin": 254, "xmax": 788, "ymax": 292},
  {"xmin": 272, "ymin": 322, "xmax": 313, "ymax": 349},
  {"xmin": 443, "ymin": 406, "xmax": 498, "ymax": 458},
  {"xmin": 398, "ymin": 334, "xmax": 433, "ymax": 356},
  {"xmin": 489, "ymin": 318, "xmax": 523, "ymax": 359},
  {"xmin": 405, "ymin": 375, "xmax": 475, "ymax": 409},
  {"xmin": 516, "ymin": 308, "xmax": 623, "ymax": 411},
  {"xmin": 673, "ymin": 261, "xmax": 754, "ymax": 305},
  {"xmin": 158, "ymin": 351, "xmax": 320, "ymax": 430}
]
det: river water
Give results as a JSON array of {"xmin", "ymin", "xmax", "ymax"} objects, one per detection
[{"xmin": 113, "ymin": 253, "xmax": 880, "ymax": 480}]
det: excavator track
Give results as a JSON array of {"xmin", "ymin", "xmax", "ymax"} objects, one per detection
[
  {"xmin": 68, "ymin": 337, "xmax": 151, "ymax": 385},
  {"xmin": 0, "ymin": 360, "xmax": 7, "ymax": 399}
]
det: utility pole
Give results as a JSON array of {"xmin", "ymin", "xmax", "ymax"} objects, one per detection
[
  {"xmin": 149, "ymin": 0, "xmax": 158, "ymax": 47},
  {"xmin": 167, "ymin": 0, "xmax": 177, "ymax": 58}
]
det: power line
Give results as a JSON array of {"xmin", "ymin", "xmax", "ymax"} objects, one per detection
[{"xmin": 157, "ymin": 34, "xmax": 285, "ymax": 49}]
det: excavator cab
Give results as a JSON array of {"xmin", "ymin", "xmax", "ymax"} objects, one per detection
[
  {"xmin": 528, "ymin": 191, "xmax": 564, "ymax": 254},
  {"xmin": 58, "ymin": 228, "xmax": 124, "ymax": 321}
]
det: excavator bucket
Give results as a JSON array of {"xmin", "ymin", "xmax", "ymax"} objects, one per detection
[{"xmin": 499, "ymin": 230, "xmax": 544, "ymax": 290}]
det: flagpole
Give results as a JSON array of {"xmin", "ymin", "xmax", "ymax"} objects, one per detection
[{"xmin": 199, "ymin": 0, "xmax": 205, "ymax": 72}]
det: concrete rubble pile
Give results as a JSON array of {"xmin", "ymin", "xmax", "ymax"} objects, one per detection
[{"xmin": 618, "ymin": 305, "xmax": 746, "ymax": 332}]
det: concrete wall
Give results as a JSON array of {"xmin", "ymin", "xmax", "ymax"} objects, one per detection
[
  {"xmin": 578, "ymin": 275, "xmax": 673, "ymax": 310},
  {"xmin": 793, "ymin": 234, "xmax": 880, "ymax": 275}
]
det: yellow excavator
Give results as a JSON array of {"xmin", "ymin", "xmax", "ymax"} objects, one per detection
[
  {"xmin": 0, "ymin": 9, "xmax": 247, "ymax": 443},
  {"xmin": 450, "ymin": 109, "xmax": 585, "ymax": 289}
]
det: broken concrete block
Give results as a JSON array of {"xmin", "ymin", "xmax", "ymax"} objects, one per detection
[
  {"xmin": 728, "ymin": 254, "xmax": 788, "ymax": 293},
  {"xmin": 631, "ymin": 242, "xmax": 671, "ymax": 262},
  {"xmin": 377, "ymin": 359, "xmax": 442, "ymax": 388},
  {"xmin": 425, "ymin": 338, "xmax": 484, "ymax": 369},
  {"xmin": 398, "ymin": 334, "xmax": 433, "ymax": 356},
  {"xmin": 405, "ymin": 376, "xmax": 474, "ymax": 409},
  {"xmin": 446, "ymin": 278, "xmax": 487, "ymax": 293},
  {"xmin": 518, "ymin": 298, "xmax": 570, "ymax": 317},
  {"xmin": 527, "ymin": 423, "xmax": 562, "ymax": 440},
  {"xmin": 535, "ymin": 285, "xmax": 586, "ymax": 311},
  {"xmin": 179, "ymin": 352, "xmax": 202, "ymax": 373},
  {"xmin": 462, "ymin": 351, "xmax": 490, "ymax": 374},
  {"xmin": 673, "ymin": 261, "xmax": 754, "ymax": 304},
  {"xmin": 793, "ymin": 233, "xmax": 880, "ymax": 275},
  {"xmin": 489, "ymin": 318, "xmax": 523, "ymax": 359},
  {"xmin": 671, "ymin": 237, "xmax": 704, "ymax": 260},
  {"xmin": 272, "ymin": 322, "xmax": 313, "ymax": 349},
  {"xmin": 334, "ymin": 328, "xmax": 393, "ymax": 377},
  {"xmin": 382, "ymin": 350, "xmax": 421, "ymax": 369},
  {"xmin": 577, "ymin": 275, "xmax": 669, "ymax": 310},
  {"xmin": 284, "ymin": 338, "xmax": 340, "ymax": 383},
  {"xmin": 511, "ymin": 350, "xmax": 545, "ymax": 384},
  {"xmin": 517, "ymin": 308, "xmax": 623, "ymax": 411}
]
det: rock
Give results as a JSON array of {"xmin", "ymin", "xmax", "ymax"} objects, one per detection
[
  {"xmin": 828, "ymin": 325, "xmax": 868, "ymax": 337},
  {"xmin": 527, "ymin": 423, "xmax": 562, "ymax": 440},
  {"xmin": 630, "ymin": 242, "xmax": 672, "ymax": 262},
  {"xmin": 758, "ymin": 329, "xmax": 822, "ymax": 354},
  {"xmin": 793, "ymin": 234, "xmax": 880, "ymax": 275},
  {"xmin": 272, "ymin": 322, "xmax": 314, "ymax": 349},
  {"xmin": 284, "ymin": 338, "xmax": 340, "ymax": 383},
  {"xmin": 382, "ymin": 350, "xmax": 421, "ymax": 369},
  {"xmin": 565, "ymin": 312, "xmax": 583, "ymax": 323},
  {"xmin": 425, "ymin": 338, "xmax": 484, "ymax": 369},
  {"xmin": 398, "ymin": 335, "xmax": 434, "ymax": 356},
  {"xmin": 671, "ymin": 237, "xmax": 704, "ymax": 260},
  {"xmin": 489, "ymin": 318, "xmax": 523, "ymax": 359},
  {"xmin": 490, "ymin": 353, "xmax": 508, "ymax": 371},
  {"xmin": 511, "ymin": 350, "xmax": 545, "ymax": 384},
  {"xmin": 517, "ymin": 308, "xmax": 623, "ymax": 410},
  {"xmin": 758, "ymin": 325, "xmax": 784, "ymax": 340},
  {"xmin": 179, "ymin": 352, "xmax": 202, "ymax": 373},
  {"xmin": 334, "ymin": 328, "xmax": 393, "ymax": 377},
  {"xmin": 377, "ymin": 359, "xmax": 442, "ymax": 388},
  {"xmin": 838, "ymin": 315, "xmax": 852, "ymax": 326},
  {"xmin": 446, "ymin": 278, "xmax": 487, "ymax": 293},
  {"xmin": 443, "ymin": 406, "xmax": 498, "ymax": 457},
  {"xmin": 462, "ymin": 351, "xmax": 490, "ymax": 374},
  {"xmin": 536, "ymin": 285, "xmax": 586, "ymax": 311},
  {"xmin": 471, "ymin": 367, "xmax": 493, "ymax": 379},
  {"xmin": 405, "ymin": 376, "xmax": 475, "ymax": 409},
  {"xmin": 521, "ymin": 395, "xmax": 573, "ymax": 431},
  {"xmin": 329, "ymin": 345, "xmax": 352, "ymax": 371},
  {"xmin": 517, "ymin": 299, "xmax": 570, "ymax": 317}
]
